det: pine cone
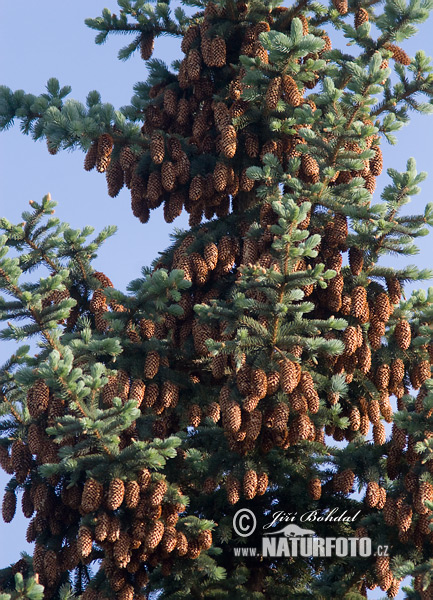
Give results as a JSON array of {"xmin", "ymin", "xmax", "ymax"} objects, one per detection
[
  {"xmin": 385, "ymin": 43, "xmax": 411, "ymax": 65},
  {"xmin": 140, "ymin": 34, "xmax": 155, "ymax": 60},
  {"xmin": 354, "ymin": 7, "xmax": 369, "ymax": 28},
  {"xmin": 81, "ymin": 478, "xmax": 103, "ymax": 513},
  {"xmin": 226, "ymin": 474, "xmax": 241, "ymax": 505},
  {"xmin": 243, "ymin": 470, "xmax": 258, "ymax": 500},
  {"xmin": 301, "ymin": 154, "xmax": 319, "ymax": 178},
  {"xmin": 375, "ymin": 364, "xmax": 391, "ymax": 391},
  {"xmin": 106, "ymin": 160, "xmax": 124, "ymax": 198},
  {"xmin": 368, "ymin": 402, "xmax": 382, "ymax": 430},
  {"xmin": 394, "ymin": 320, "xmax": 411, "ymax": 350},
  {"xmin": 374, "ymin": 292, "xmax": 391, "ymax": 322},
  {"xmin": 256, "ymin": 472, "xmax": 268, "ymax": 495},
  {"xmin": 265, "ymin": 77, "xmax": 281, "ymax": 110},
  {"xmin": 150, "ymin": 133, "xmax": 165, "ymax": 164},
  {"xmin": 146, "ymin": 520, "xmax": 165, "ymax": 550},
  {"xmin": 106, "ymin": 478, "xmax": 125, "ymax": 511},
  {"xmin": 206, "ymin": 402, "xmax": 221, "ymax": 423},
  {"xmin": 245, "ymin": 133, "xmax": 259, "ymax": 158},
  {"xmin": 221, "ymin": 125, "xmax": 237, "ymax": 158},
  {"xmin": 351, "ymin": 286, "xmax": 367, "ymax": 319},
  {"xmin": 373, "ymin": 422, "xmax": 386, "ymax": 445},
  {"xmin": 144, "ymin": 350, "xmax": 160, "ymax": 379},
  {"xmin": 187, "ymin": 49, "xmax": 202, "ymax": 81},
  {"xmin": 188, "ymin": 404, "xmax": 202, "ymax": 428},
  {"xmin": 370, "ymin": 145, "xmax": 383, "ymax": 175},
  {"xmin": 96, "ymin": 133, "xmax": 113, "ymax": 173},
  {"xmin": 348, "ymin": 247, "xmax": 364, "ymax": 275},
  {"xmin": 387, "ymin": 277, "xmax": 401, "ymax": 304},
  {"xmin": 77, "ymin": 526, "xmax": 93, "ymax": 558},
  {"xmin": 176, "ymin": 531, "xmax": 188, "ymax": 556},
  {"xmin": 349, "ymin": 407, "xmax": 361, "ymax": 431},
  {"xmin": 365, "ymin": 481, "xmax": 380, "ymax": 507},
  {"xmin": 280, "ymin": 359, "xmax": 300, "ymax": 394},
  {"xmin": 308, "ymin": 478, "xmax": 322, "ymax": 500},
  {"xmin": 222, "ymin": 399, "xmax": 242, "ymax": 433},
  {"xmin": 28, "ymin": 380, "xmax": 49, "ymax": 418},
  {"xmin": 84, "ymin": 141, "xmax": 98, "ymax": 171},
  {"xmin": 332, "ymin": 0, "xmax": 348, "ymax": 14},
  {"xmin": 2, "ymin": 490, "xmax": 16, "ymax": 523},
  {"xmin": 282, "ymin": 75, "xmax": 301, "ymax": 106},
  {"xmin": 212, "ymin": 36, "xmax": 227, "ymax": 67}
]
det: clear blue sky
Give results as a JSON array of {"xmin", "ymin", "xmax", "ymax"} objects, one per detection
[{"xmin": 0, "ymin": 2, "xmax": 432, "ymax": 597}]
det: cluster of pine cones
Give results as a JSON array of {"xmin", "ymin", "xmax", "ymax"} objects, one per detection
[
  {"xmin": 77, "ymin": 1, "xmax": 397, "ymax": 229},
  {"xmin": 1, "ymin": 373, "xmax": 212, "ymax": 598},
  {"xmin": 4, "ymin": 178, "xmax": 431, "ymax": 599}
]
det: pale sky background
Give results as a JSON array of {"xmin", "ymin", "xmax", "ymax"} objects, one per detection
[{"xmin": 0, "ymin": 2, "xmax": 432, "ymax": 598}]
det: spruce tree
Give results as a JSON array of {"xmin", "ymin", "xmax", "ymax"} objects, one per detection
[{"xmin": 1, "ymin": 1, "xmax": 433, "ymax": 599}]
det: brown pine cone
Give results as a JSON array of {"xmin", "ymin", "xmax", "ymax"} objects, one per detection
[
  {"xmin": 212, "ymin": 36, "xmax": 227, "ymax": 67},
  {"xmin": 365, "ymin": 481, "xmax": 380, "ymax": 507},
  {"xmin": 2, "ymin": 490, "xmax": 16, "ymax": 523},
  {"xmin": 144, "ymin": 350, "xmax": 160, "ymax": 379},
  {"xmin": 243, "ymin": 470, "xmax": 258, "ymax": 500},
  {"xmin": 77, "ymin": 526, "xmax": 93, "ymax": 558},
  {"xmin": 354, "ymin": 7, "xmax": 369, "ymax": 28},
  {"xmin": 84, "ymin": 141, "xmax": 98, "ymax": 171},
  {"xmin": 188, "ymin": 404, "xmax": 202, "ymax": 428},
  {"xmin": 308, "ymin": 478, "xmax": 322, "ymax": 500},
  {"xmin": 146, "ymin": 520, "xmax": 165, "ymax": 550},
  {"xmin": 106, "ymin": 160, "xmax": 124, "ymax": 198},
  {"xmin": 280, "ymin": 359, "xmax": 300, "ymax": 394},
  {"xmin": 351, "ymin": 286, "xmax": 367, "ymax": 319},
  {"xmin": 332, "ymin": 0, "xmax": 348, "ymax": 15},
  {"xmin": 96, "ymin": 133, "xmax": 113, "ymax": 173},
  {"xmin": 221, "ymin": 125, "xmax": 237, "ymax": 158},
  {"xmin": 375, "ymin": 364, "xmax": 391, "ymax": 391},
  {"xmin": 81, "ymin": 478, "xmax": 103, "ymax": 513},
  {"xmin": 150, "ymin": 133, "xmax": 165, "ymax": 165},
  {"xmin": 387, "ymin": 277, "xmax": 401, "ymax": 304},
  {"xmin": 348, "ymin": 247, "xmax": 364, "ymax": 275},
  {"xmin": 106, "ymin": 478, "xmax": 125, "ymax": 511},
  {"xmin": 226, "ymin": 474, "xmax": 241, "ymax": 505},
  {"xmin": 385, "ymin": 43, "xmax": 411, "ymax": 65},
  {"xmin": 28, "ymin": 379, "xmax": 49, "ymax": 418},
  {"xmin": 373, "ymin": 421, "xmax": 386, "ymax": 445},
  {"xmin": 282, "ymin": 75, "xmax": 301, "ymax": 107},
  {"xmin": 245, "ymin": 132, "xmax": 259, "ymax": 158},
  {"xmin": 394, "ymin": 320, "xmax": 411, "ymax": 350},
  {"xmin": 265, "ymin": 77, "xmax": 281, "ymax": 110},
  {"xmin": 140, "ymin": 34, "xmax": 155, "ymax": 60}
]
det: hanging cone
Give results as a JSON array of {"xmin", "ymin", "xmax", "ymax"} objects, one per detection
[
  {"xmin": 106, "ymin": 478, "xmax": 125, "ymax": 511},
  {"xmin": 81, "ymin": 478, "xmax": 103, "ymax": 513},
  {"xmin": 308, "ymin": 478, "xmax": 321, "ymax": 500},
  {"xmin": 348, "ymin": 247, "xmax": 364, "ymax": 275},
  {"xmin": 332, "ymin": 0, "xmax": 348, "ymax": 14},
  {"xmin": 150, "ymin": 133, "xmax": 165, "ymax": 164},
  {"xmin": 84, "ymin": 141, "xmax": 98, "ymax": 171},
  {"xmin": 354, "ymin": 7, "xmax": 369, "ymax": 28},
  {"xmin": 243, "ymin": 470, "xmax": 258, "ymax": 499},
  {"xmin": 212, "ymin": 36, "xmax": 227, "ymax": 67},
  {"xmin": 140, "ymin": 34, "xmax": 155, "ymax": 60},
  {"xmin": 2, "ymin": 490, "xmax": 16, "ymax": 523},
  {"xmin": 385, "ymin": 43, "xmax": 411, "ymax": 65},
  {"xmin": 282, "ymin": 75, "xmax": 301, "ymax": 107},
  {"xmin": 226, "ymin": 474, "xmax": 241, "ymax": 505},
  {"xmin": 265, "ymin": 77, "xmax": 282, "ymax": 110},
  {"xmin": 387, "ymin": 276, "xmax": 401, "ymax": 304},
  {"xmin": 394, "ymin": 320, "xmax": 411, "ymax": 350}
]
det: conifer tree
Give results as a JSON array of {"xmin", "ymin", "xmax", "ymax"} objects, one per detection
[{"xmin": 1, "ymin": 1, "xmax": 433, "ymax": 599}]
